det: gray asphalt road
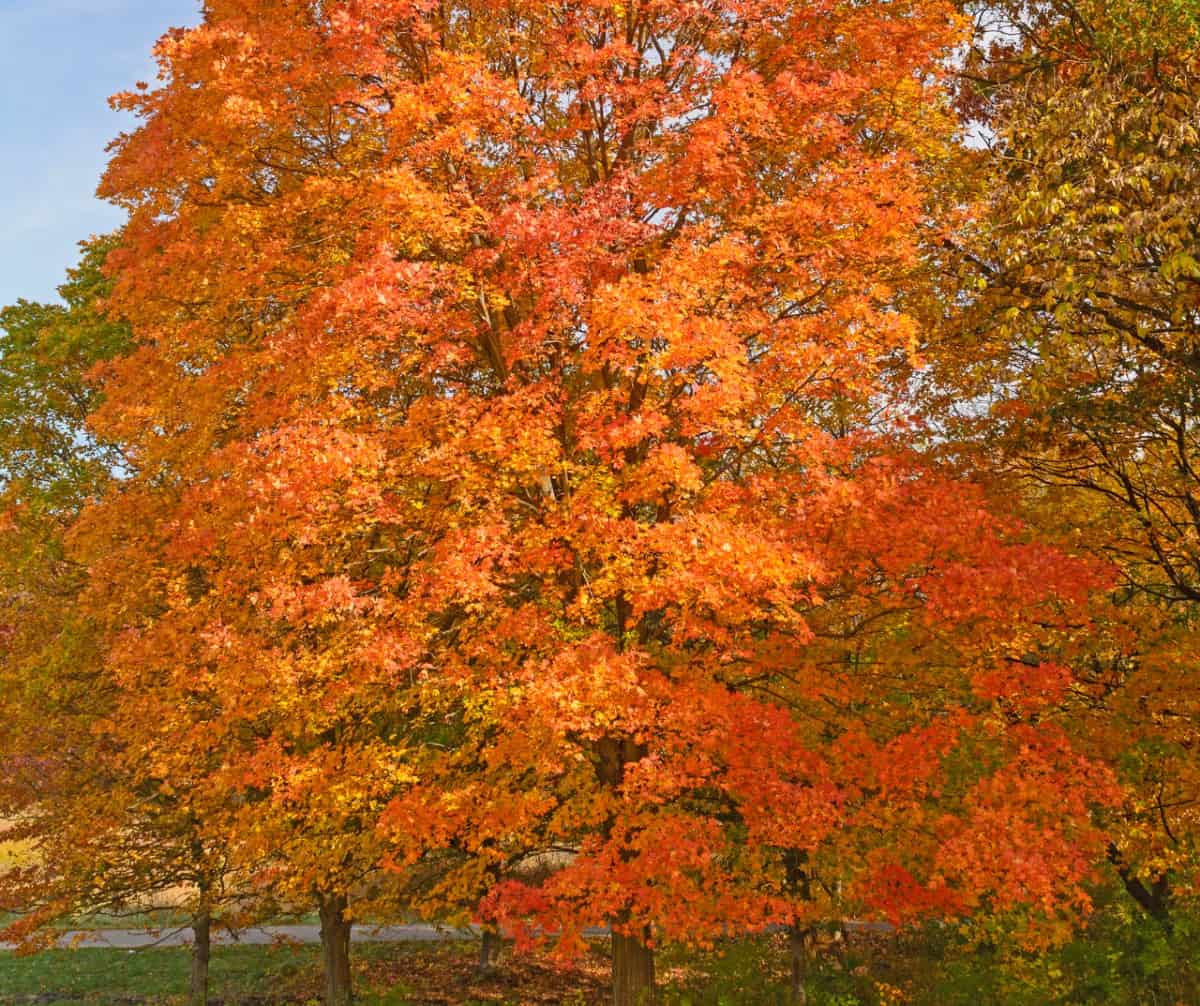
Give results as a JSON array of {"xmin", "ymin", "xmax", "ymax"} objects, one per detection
[
  {"xmin": 3, "ymin": 923, "xmax": 475, "ymax": 951},
  {"xmin": 3, "ymin": 921, "xmax": 887, "ymax": 952}
]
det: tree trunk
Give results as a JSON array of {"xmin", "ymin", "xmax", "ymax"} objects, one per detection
[
  {"xmin": 318, "ymin": 891, "xmax": 354, "ymax": 1006},
  {"xmin": 477, "ymin": 927, "xmax": 502, "ymax": 976},
  {"xmin": 595, "ymin": 736, "xmax": 655, "ymax": 1006},
  {"xmin": 612, "ymin": 929, "xmax": 656, "ymax": 1006},
  {"xmin": 784, "ymin": 851, "xmax": 814, "ymax": 1005},
  {"xmin": 189, "ymin": 910, "xmax": 211, "ymax": 1006},
  {"xmin": 788, "ymin": 926, "xmax": 811, "ymax": 1006}
]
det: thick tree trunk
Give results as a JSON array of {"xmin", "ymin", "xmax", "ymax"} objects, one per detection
[
  {"xmin": 612, "ymin": 929, "xmax": 656, "ymax": 1006},
  {"xmin": 189, "ymin": 910, "xmax": 211, "ymax": 1006},
  {"xmin": 595, "ymin": 736, "xmax": 656, "ymax": 1005},
  {"xmin": 318, "ymin": 891, "xmax": 354, "ymax": 1006},
  {"xmin": 477, "ymin": 928, "xmax": 502, "ymax": 976}
]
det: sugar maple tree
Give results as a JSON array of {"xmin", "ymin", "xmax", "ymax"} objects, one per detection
[
  {"xmin": 68, "ymin": 1, "xmax": 1127, "ymax": 1004},
  {"xmin": 0, "ymin": 242, "xmax": 247, "ymax": 1006},
  {"xmin": 67, "ymin": 413, "xmax": 429, "ymax": 1006},
  {"xmin": 0, "ymin": 242, "xmax": 129, "ymax": 935}
]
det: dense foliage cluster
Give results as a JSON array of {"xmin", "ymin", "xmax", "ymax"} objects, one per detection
[{"xmin": 1, "ymin": 2, "xmax": 1195, "ymax": 1005}]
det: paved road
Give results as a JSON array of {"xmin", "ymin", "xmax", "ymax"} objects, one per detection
[
  {"xmin": 3, "ymin": 921, "xmax": 886, "ymax": 952},
  {"xmin": 2, "ymin": 923, "xmax": 477, "ymax": 951}
]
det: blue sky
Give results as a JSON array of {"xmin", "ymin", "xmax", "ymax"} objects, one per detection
[{"xmin": 0, "ymin": 1, "xmax": 201, "ymax": 307}]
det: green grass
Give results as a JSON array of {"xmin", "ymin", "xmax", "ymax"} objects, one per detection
[
  {"xmin": 1, "ymin": 944, "xmax": 307, "ymax": 1005},
  {"xmin": 0, "ymin": 943, "xmax": 418, "ymax": 1006},
  {"xmin": 3, "ymin": 903, "xmax": 1197, "ymax": 1006}
]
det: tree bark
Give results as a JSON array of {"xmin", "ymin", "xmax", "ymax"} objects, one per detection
[
  {"xmin": 1108, "ymin": 843, "xmax": 1172, "ymax": 929},
  {"xmin": 596, "ymin": 737, "xmax": 655, "ymax": 1006},
  {"xmin": 189, "ymin": 909, "xmax": 211, "ymax": 1006},
  {"xmin": 318, "ymin": 891, "xmax": 354, "ymax": 1006},
  {"xmin": 784, "ymin": 849, "xmax": 815, "ymax": 1004},
  {"xmin": 612, "ymin": 929, "xmax": 656, "ymax": 1006},
  {"xmin": 788, "ymin": 926, "xmax": 811, "ymax": 1006},
  {"xmin": 477, "ymin": 927, "xmax": 502, "ymax": 976}
]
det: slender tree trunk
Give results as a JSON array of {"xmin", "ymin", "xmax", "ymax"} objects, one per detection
[
  {"xmin": 612, "ymin": 929, "xmax": 656, "ymax": 1006},
  {"xmin": 1108, "ymin": 843, "xmax": 1173, "ymax": 930},
  {"xmin": 784, "ymin": 849, "xmax": 815, "ymax": 1004},
  {"xmin": 189, "ymin": 909, "xmax": 212, "ymax": 1006},
  {"xmin": 318, "ymin": 891, "xmax": 354, "ymax": 1006},
  {"xmin": 788, "ymin": 926, "xmax": 811, "ymax": 1006}
]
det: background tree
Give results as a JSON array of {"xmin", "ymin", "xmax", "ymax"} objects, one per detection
[
  {"xmin": 0, "ymin": 240, "xmax": 245, "ymax": 1006},
  {"xmin": 938, "ymin": 0, "xmax": 1200, "ymax": 927}
]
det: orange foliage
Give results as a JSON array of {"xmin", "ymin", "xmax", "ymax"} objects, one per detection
[{"xmin": 0, "ymin": 0, "xmax": 1134, "ymax": 999}]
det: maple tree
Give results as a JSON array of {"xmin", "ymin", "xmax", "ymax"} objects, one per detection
[
  {"xmin": 0, "ymin": 241, "xmax": 250, "ymax": 1006},
  {"xmin": 0, "ymin": 241, "xmax": 126, "ymax": 934},
  {"xmin": 0, "ymin": 243, "xmax": 123, "ymax": 803},
  {"xmin": 98, "ymin": 0, "xmax": 1120, "ymax": 995},
  {"xmin": 937, "ymin": 0, "xmax": 1200, "ymax": 929},
  {"xmin": 55, "ymin": 282, "xmax": 414, "ymax": 1006},
  {"xmin": 0, "ymin": 2, "xmax": 1146, "ymax": 1005}
]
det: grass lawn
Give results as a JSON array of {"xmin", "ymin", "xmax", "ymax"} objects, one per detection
[
  {"xmin": 3, "ymin": 913, "xmax": 1197, "ymax": 1005},
  {"xmin": 0, "ymin": 936, "xmax": 836, "ymax": 1006},
  {"xmin": 0, "ymin": 942, "xmax": 325, "ymax": 1005},
  {"xmin": 0, "ymin": 932, "xmax": 962, "ymax": 1006},
  {"xmin": 0, "ymin": 940, "xmax": 615, "ymax": 1006}
]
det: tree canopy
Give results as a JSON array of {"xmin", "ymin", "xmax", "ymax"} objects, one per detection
[{"xmin": 2, "ymin": 2, "xmax": 1197, "ymax": 1005}]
